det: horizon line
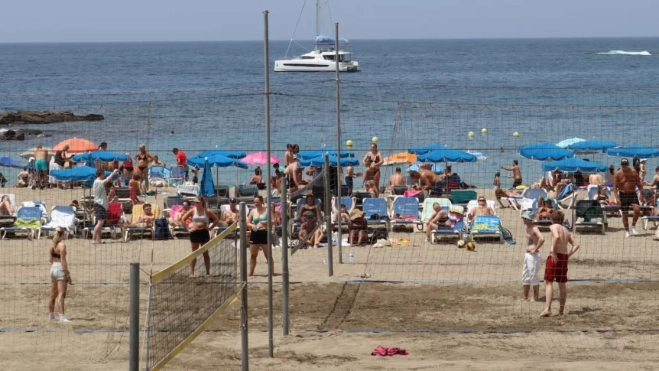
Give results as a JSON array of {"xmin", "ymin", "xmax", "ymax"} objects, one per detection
[{"xmin": 1, "ymin": 35, "xmax": 659, "ymax": 45}]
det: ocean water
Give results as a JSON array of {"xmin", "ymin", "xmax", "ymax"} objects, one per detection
[{"xmin": 1, "ymin": 38, "xmax": 659, "ymax": 187}]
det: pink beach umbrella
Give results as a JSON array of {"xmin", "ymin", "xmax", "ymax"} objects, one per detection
[{"xmin": 242, "ymin": 152, "xmax": 281, "ymax": 165}]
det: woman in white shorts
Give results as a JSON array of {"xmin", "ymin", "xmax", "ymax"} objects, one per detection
[{"xmin": 48, "ymin": 227, "xmax": 72, "ymax": 323}]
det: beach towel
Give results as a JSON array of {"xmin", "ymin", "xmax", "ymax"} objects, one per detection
[
  {"xmin": 42, "ymin": 208, "xmax": 76, "ymax": 230},
  {"xmin": 13, "ymin": 218, "xmax": 41, "ymax": 229},
  {"xmin": 371, "ymin": 346, "xmax": 409, "ymax": 356},
  {"xmin": 168, "ymin": 204, "xmax": 184, "ymax": 220},
  {"xmin": 403, "ymin": 189, "xmax": 423, "ymax": 198}
]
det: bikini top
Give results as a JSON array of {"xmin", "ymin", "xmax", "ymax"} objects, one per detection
[
  {"xmin": 136, "ymin": 154, "xmax": 148, "ymax": 161},
  {"xmin": 51, "ymin": 248, "xmax": 61, "ymax": 259},
  {"xmin": 252, "ymin": 213, "xmax": 268, "ymax": 223},
  {"xmin": 192, "ymin": 208, "xmax": 209, "ymax": 224}
]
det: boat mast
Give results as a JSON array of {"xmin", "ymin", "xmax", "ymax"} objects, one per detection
[{"xmin": 315, "ymin": 0, "xmax": 320, "ymax": 50}]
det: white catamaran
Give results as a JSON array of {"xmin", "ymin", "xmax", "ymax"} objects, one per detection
[{"xmin": 274, "ymin": 0, "xmax": 361, "ymax": 73}]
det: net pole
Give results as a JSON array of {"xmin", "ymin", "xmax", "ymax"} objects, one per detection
[
  {"xmin": 281, "ymin": 177, "xmax": 290, "ymax": 335},
  {"xmin": 129, "ymin": 262, "xmax": 140, "ymax": 371},
  {"xmin": 239, "ymin": 202, "xmax": 249, "ymax": 371},
  {"xmin": 324, "ymin": 154, "xmax": 334, "ymax": 276},
  {"xmin": 263, "ymin": 9, "xmax": 275, "ymax": 359},
  {"xmin": 334, "ymin": 22, "xmax": 343, "ymax": 265}
]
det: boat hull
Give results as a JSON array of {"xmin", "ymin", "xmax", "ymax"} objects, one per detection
[{"xmin": 274, "ymin": 61, "xmax": 360, "ymax": 72}]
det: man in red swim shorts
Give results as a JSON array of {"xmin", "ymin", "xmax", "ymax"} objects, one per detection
[{"xmin": 541, "ymin": 210, "xmax": 580, "ymax": 317}]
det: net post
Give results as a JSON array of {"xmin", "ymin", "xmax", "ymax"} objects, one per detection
[
  {"xmin": 263, "ymin": 9, "xmax": 274, "ymax": 359},
  {"xmin": 129, "ymin": 262, "xmax": 140, "ymax": 371},
  {"xmin": 239, "ymin": 202, "xmax": 249, "ymax": 371},
  {"xmin": 335, "ymin": 21, "xmax": 343, "ymax": 265},
  {"xmin": 324, "ymin": 154, "xmax": 334, "ymax": 276},
  {"xmin": 280, "ymin": 177, "xmax": 290, "ymax": 336}
]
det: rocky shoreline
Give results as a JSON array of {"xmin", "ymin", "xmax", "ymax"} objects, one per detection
[{"xmin": 0, "ymin": 110, "xmax": 104, "ymax": 141}]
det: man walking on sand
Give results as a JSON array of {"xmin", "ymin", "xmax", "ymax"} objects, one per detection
[
  {"xmin": 541, "ymin": 210, "xmax": 580, "ymax": 317},
  {"xmin": 521, "ymin": 211, "xmax": 545, "ymax": 301},
  {"xmin": 33, "ymin": 145, "xmax": 49, "ymax": 190},
  {"xmin": 614, "ymin": 158, "xmax": 644, "ymax": 238},
  {"xmin": 500, "ymin": 160, "xmax": 522, "ymax": 188}
]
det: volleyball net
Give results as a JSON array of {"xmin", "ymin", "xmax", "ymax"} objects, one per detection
[{"xmin": 145, "ymin": 223, "xmax": 240, "ymax": 371}]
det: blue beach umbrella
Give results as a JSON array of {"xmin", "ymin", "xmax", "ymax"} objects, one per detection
[
  {"xmin": 567, "ymin": 139, "xmax": 617, "ymax": 153},
  {"xmin": 606, "ymin": 145, "xmax": 659, "ymax": 158},
  {"xmin": 406, "ymin": 163, "xmax": 444, "ymax": 173},
  {"xmin": 187, "ymin": 154, "xmax": 248, "ymax": 169},
  {"xmin": 519, "ymin": 143, "xmax": 574, "ymax": 161},
  {"xmin": 198, "ymin": 159, "xmax": 215, "ymax": 197},
  {"xmin": 0, "ymin": 156, "xmax": 23, "ymax": 169},
  {"xmin": 71, "ymin": 150, "xmax": 128, "ymax": 163},
  {"xmin": 50, "ymin": 166, "xmax": 111, "ymax": 182},
  {"xmin": 299, "ymin": 154, "xmax": 359, "ymax": 168},
  {"xmin": 408, "ymin": 143, "xmax": 448, "ymax": 155},
  {"xmin": 417, "ymin": 149, "xmax": 477, "ymax": 163},
  {"xmin": 296, "ymin": 148, "xmax": 354, "ymax": 160},
  {"xmin": 542, "ymin": 158, "xmax": 607, "ymax": 173},
  {"xmin": 195, "ymin": 148, "xmax": 246, "ymax": 159}
]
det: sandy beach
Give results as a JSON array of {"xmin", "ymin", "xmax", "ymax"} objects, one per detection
[{"xmin": 1, "ymin": 187, "xmax": 659, "ymax": 370}]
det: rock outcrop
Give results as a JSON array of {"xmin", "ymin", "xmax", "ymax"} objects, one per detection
[{"xmin": 0, "ymin": 111, "xmax": 104, "ymax": 126}]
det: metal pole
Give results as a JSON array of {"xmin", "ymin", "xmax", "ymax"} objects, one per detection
[
  {"xmin": 324, "ymin": 154, "xmax": 334, "ymax": 276},
  {"xmin": 280, "ymin": 177, "xmax": 290, "ymax": 335},
  {"xmin": 129, "ymin": 262, "xmax": 139, "ymax": 371},
  {"xmin": 263, "ymin": 9, "xmax": 274, "ymax": 359},
  {"xmin": 239, "ymin": 203, "xmax": 249, "ymax": 371},
  {"xmin": 334, "ymin": 22, "xmax": 343, "ymax": 264}
]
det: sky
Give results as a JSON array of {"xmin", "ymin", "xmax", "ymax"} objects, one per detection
[{"xmin": 2, "ymin": 0, "xmax": 658, "ymax": 43}]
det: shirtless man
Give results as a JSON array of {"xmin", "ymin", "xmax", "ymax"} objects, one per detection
[
  {"xmin": 588, "ymin": 172, "xmax": 603, "ymax": 186},
  {"xmin": 284, "ymin": 158, "xmax": 308, "ymax": 190},
  {"xmin": 639, "ymin": 159, "xmax": 647, "ymax": 183},
  {"xmin": 614, "ymin": 158, "xmax": 644, "ymax": 237},
  {"xmin": 388, "ymin": 167, "xmax": 406, "ymax": 187},
  {"xmin": 33, "ymin": 145, "xmax": 49, "ymax": 190},
  {"xmin": 521, "ymin": 211, "xmax": 545, "ymax": 301},
  {"xmin": 284, "ymin": 144, "xmax": 294, "ymax": 166},
  {"xmin": 500, "ymin": 160, "xmax": 522, "ymax": 188},
  {"xmin": 541, "ymin": 210, "xmax": 580, "ymax": 317},
  {"xmin": 222, "ymin": 198, "xmax": 239, "ymax": 225}
]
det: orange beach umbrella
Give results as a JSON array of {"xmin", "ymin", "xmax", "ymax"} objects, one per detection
[
  {"xmin": 53, "ymin": 138, "xmax": 99, "ymax": 154},
  {"xmin": 383, "ymin": 152, "xmax": 417, "ymax": 166}
]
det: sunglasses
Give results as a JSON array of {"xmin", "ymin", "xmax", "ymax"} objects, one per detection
[{"xmin": 478, "ymin": 199, "xmax": 486, "ymax": 202}]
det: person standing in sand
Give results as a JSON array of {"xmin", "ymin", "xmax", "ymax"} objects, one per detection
[
  {"xmin": 92, "ymin": 168, "xmax": 119, "ymax": 244},
  {"xmin": 588, "ymin": 172, "xmax": 603, "ymax": 186},
  {"xmin": 33, "ymin": 145, "xmax": 49, "ymax": 190},
  {"xmin": 48, "ymin": 227, "xmax": 73, "ymax": 323},
  {"xmin": 521, "ymin": 211, "xmax": 544, "ymax": 302},
  {"xmin": 500, "ymin": 160, "xmax": 522, "ymax": 188},
  {"xmin": 541, "ymin": 210, "xmax": 580, "ymax": 317},
  {"xmin": 134, "ymin": 145, "xmax": 154, "ymax": 191},
  {"xmin": 614, "ymin": 158, "xmax": 644, "ymax": 238}
]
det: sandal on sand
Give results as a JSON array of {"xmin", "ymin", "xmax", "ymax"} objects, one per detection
[{"xmin": 539, "ymin": 310, "xmax": 552, "ymax": 317}]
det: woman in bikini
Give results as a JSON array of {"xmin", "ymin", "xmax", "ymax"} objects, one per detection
[
  {"xmin": 134, "ymin": 145, "xmax": 153, "ymax": 192},
  {"xmin": 48, "ymin": 227, "xmax": 72, "ymax": 323},
  {"xmin": 247, "ymin": 195, "xmax": 276, "ymax": 276},
  {"xmin": 362, "ymin": 143, "xmax": 383, "ymax": 197},
  {"xmin": 180, "ymin": 197, "xmax": 220, "ymax": 278},
  {"xmin": 296, "ymin": 194, "xmax": 321, "ymax": 223}
]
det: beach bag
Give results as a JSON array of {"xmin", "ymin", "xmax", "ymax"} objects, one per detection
[
  {"xmin": 370, "ymin": 229, "xmax": 388, "ymax": 244},
  {"xmin": 154, "ymin": 218, "xmax": 172, "ymax": 240}
]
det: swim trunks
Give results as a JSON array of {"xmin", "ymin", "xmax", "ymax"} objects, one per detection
[
  {"xmin": 512, "ymin": 178, "xmax": 522, "ymax": 188},
  {"xmin": 544, "ymin": 253, "xmax": 569, "ymax": 283},
  {"xmin": 522, "ymin": 251, "xmax": 541, "ymax": 286},
  {"xmin": 619, "ymin": 192, "xmax": 639, "ymax": 211},
  {"xmin": 35, "ymin": 158, "xmax": 48, "ymax": 172}
]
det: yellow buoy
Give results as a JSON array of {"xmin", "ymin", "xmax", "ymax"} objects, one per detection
[
  {"xmin": 346, "ymin": 139, "xmax": 353, "ymax": 148},
  {"xmin": 371, "ymin": 136, "xmax": 379, "ymax": 144},
  {"xmin": 513, "ymin": 132, "xmax": 520, "ymax": 137},
  {"xmin": 468, "ymin": 132, "xmax": 475, "ymax": 137},
  {"xmin": 481, "ymin": 128, "xmax": 488, "ymax": 134}
]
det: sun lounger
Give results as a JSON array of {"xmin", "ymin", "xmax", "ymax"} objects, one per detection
[
  {"xmin": 82, "ymin": 202, "xmax": 123, "ymax": 240},
  {"xmin": 556, "ymin": 183, "xmax": 576, "ymax": 209},
  {"xmin": 362, "ymin": 198, "xmax": 390, "ymax": 231},
  {"xmin": 390, "ymin": 197, "xmax": 420, "ymax": 228},
  {"xmin": 431, "ymin": 206, "xmax": 465, "ymax": 243},
  {"xmin": 466, "ymin": 199, "xmax": 497, "ymax": 217},
  {"xmin": 39, "ymin": 205, "xmax": 78, "ymax": 239},
  {"xmin": 0, "ymin": 206, "xmax": 42, "ymax": 239},
  {"xmin": 237, "ymin": 184, "xmax": 258, "ymax": 203},
  {"xmin": 169, "ymin": 166, "xmax": 186, "ymax": 185},
  {"xmin": 417, "ymin": 197, "xmax": 452, "ymax": 231},
  {"xmin": 469, "ymin": 215, "xmax": 503, "ymax": 242},
  {"xmin": 573, "ymin": 200, "xmax": 606, "ymax": 234}
]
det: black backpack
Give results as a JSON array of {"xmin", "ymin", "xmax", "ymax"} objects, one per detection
[
  {"xmin": 370, "ymin": 229, "xmax": 389, "ymax": 243},
  {"xmin": 154, "ymin": 218, "xmax": 173, "ymax": 240}
]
